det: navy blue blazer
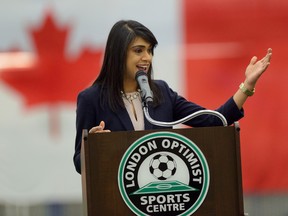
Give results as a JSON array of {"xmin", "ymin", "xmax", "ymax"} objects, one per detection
[{"xmin": 73, "ymin": 80, "xmax": 244, "ymax": 173}]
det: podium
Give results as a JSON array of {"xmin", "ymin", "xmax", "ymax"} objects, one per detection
[{"xmin": 81, "ymin": 126, "xmax": 245, "ymax": 216}]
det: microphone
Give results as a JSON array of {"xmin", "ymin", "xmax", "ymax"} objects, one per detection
[
  {"xmin": 135, "ymin": 70, "xmax": 153, "ymax": 105},
  {"xmin": 135, "ymin": 70, "xmax": 228, "ymax": 127}
]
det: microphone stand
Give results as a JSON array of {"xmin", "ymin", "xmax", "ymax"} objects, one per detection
[
  {"xmin": 135, "ymin": 70, "xmax": 227, "ymax": 127},
  {"xmin": 142, "ymin": 102, "xmax": 228, "ymax": 127}
]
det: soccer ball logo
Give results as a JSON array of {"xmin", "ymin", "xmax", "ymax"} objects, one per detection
[{"xmin": 149, "ymin": 153, "xmax": 177, "ymax": 180}]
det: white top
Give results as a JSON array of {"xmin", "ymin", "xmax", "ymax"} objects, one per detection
[{"xmin": 122, "ymin": 91, "xmax": 145, "ymax": 131}]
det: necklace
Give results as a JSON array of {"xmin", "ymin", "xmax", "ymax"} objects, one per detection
[{"xmin": 121, "ymin": 90, "xmax": 141, "ymax": 103}]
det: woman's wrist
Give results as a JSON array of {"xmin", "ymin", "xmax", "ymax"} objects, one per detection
[{"xmin": 239, "ymin": 82, "xmax": 255, "ymax": 96}]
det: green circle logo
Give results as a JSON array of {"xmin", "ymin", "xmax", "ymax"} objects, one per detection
[{"xmin": 118, "ymin": 132, "xmax": 210, "ymax": 216}]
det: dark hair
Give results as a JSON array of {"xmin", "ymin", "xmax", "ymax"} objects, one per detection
[{"xmin": 93, "ymin": 20, "xmax": 161, "ymax": 111}]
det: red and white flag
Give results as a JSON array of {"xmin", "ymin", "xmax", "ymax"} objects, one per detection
[{"xmin": 0, "ymin": 0, "xmax": 287, "ymax": 204}]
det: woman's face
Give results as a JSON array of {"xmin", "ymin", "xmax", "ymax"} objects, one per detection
[{"xmin": 124, "ymin": 37, "xmax": 153, "ymax": 88}]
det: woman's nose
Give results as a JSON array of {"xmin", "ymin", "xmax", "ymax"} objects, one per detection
[{"xmin": 142, "ymin": 51, "xmax": 152, "ymax": 61}]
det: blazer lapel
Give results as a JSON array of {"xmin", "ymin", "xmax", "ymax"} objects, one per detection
[{"xmin": 115, "ymin": 106, "xmax": 134, "ymax": 131}]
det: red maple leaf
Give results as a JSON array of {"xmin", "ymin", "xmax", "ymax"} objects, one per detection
[{"xmin": 0, "ymin": 12, "xmax": 103, "ymax": 137}]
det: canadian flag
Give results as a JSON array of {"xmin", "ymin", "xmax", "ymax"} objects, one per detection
[{"xmin": 0, "ymin": 0, "xmax": 287, "ymax": 204}]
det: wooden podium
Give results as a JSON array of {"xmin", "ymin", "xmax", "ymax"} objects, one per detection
[{"xmin": 81, "ymin": 126, "xmax": 245, "ymax": 216}]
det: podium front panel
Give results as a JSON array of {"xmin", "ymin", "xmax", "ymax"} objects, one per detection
[{"xmin": 81, "ymin": 126, "xmax": 244, "ymax": 216}]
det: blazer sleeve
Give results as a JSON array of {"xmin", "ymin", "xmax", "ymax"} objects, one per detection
[
  {"xmin": 73, "ymin": 89, "xmax": 97, "ymax": 174},
  {"xmin": 155, "ymin": 80, "xmax": 244, "ymax": 127}
]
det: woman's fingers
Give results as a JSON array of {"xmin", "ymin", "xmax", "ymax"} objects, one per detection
[
  {"xmin": 89, "ymin": 121, "xmax": 111, "ymax": 133},
  {"xmin": 89, "ymin": 126, "xmax": 102, "ymax": 133}
]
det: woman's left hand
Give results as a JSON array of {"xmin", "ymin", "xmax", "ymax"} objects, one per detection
[{"xmin": 244, "ymin": 48, "xmax": 272, "ymax": 89}]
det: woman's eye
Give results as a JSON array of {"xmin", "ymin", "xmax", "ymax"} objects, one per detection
[{"xmin": 135, "ymin": 48, "xmax": 142, "ymax": 53}]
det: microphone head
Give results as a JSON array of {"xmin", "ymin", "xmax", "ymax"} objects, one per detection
[
  {"xmin": 135, "ymin": 70, "xmax": 153, "ymax": 105},
  {"xmin": 135, "ymin": 70, "xmax": 147, "ymax": 79}
]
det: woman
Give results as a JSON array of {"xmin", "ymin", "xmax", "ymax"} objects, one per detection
[{"xmin": 73, "ymin": 20, "xmax": 272, "ymax": 174}]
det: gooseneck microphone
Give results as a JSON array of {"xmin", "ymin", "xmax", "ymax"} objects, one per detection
[
  {"xmin": 135, "ymin": 70, "xmax": 228, "ymax": 127},
  {"xmin": 135, "ymin": 70, "xmax": 153, "ymax": 106}
]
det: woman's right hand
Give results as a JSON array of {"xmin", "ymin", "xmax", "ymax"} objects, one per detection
[{"xmin": 89, "ymin": 121, "xmax": 111, "ymax": 133}]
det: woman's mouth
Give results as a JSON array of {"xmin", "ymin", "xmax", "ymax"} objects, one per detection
[{"xmin": 137, "ymin": 65, "xmax": 149, "ymax": 72}]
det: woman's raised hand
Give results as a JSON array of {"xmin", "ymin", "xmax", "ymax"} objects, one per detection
[{"xmin": 244, "ymin": 48, "xmax": 272, "ymax": 89}]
